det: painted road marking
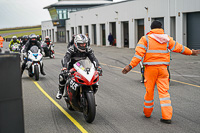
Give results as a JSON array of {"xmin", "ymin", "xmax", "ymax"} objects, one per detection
[
  {"xmin": 31, "ymin": 79, "xmax": 88, "ymax": 133},
  {"xmin": 55, "ymin": 52, "xmax": 200, "ymax": 88}
]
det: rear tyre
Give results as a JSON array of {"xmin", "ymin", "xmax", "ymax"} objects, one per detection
[
  {"xmin": 34, "ymin": 65, "xmax": 39, "ymax": 81},
  {"xmin": 83, "ymin": 92, "xmax": 96, "ymax": 123}
]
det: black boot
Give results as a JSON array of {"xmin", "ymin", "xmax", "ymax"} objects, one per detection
[
  {"xmin": 56, "ymin": 85, "xmax": 64, "ymax": 100},
  {"xmin": 40, "ymin": 64, "xmax": 46, "ymax": 75},
  {"xmin": 21, "ymin": 63, "xmax": 26, "ymax": 77},
  {"xmin": 160, "ymin": 119, "xmax": 171, "ymax": 124}
]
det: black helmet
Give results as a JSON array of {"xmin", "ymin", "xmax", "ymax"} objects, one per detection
[
  {"xmin": 74, "ymin": 34, "xmax": 88, "ymax": 52},
  {"xmin": 30, "ymin": 34, "xmax": 37, "ymax": 43},
  {"xmin": 23, "ymin": 35, "xmax": 29, "ymax": 42}
]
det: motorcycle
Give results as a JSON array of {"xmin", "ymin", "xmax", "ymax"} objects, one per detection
[
  {"xmin": 41, "ymin": 41, "xmax": 55, "ymax": 58},
  {"xmin": 63, "ymin": 60, "xmax": 101, "ymax": 123},
  {"xmin": 10, "ymin": 43, "xmax": 21, "ymax": 53},
  {"xmin": 25, "ymin": 46, "xmax": 43, "ymax": 81}
]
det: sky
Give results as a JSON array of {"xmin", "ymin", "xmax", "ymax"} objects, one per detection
[
  {"xmin": 0, "ymin": 0, "xmax": 57, "ymax": 29},
  {"xmin": 0, "ymin": 0, "xmax": 124, "ymax": 29}
]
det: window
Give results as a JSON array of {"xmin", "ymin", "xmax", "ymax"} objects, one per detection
[
  {"xmin": 59, "ymin": 10, "xmax": 62, "ymax": 19},
  {"xmin": 63, "ymin": 10, "xmax": 66, "ymax": 19}
]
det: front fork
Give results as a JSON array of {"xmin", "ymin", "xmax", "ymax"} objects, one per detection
[
  {"xmin": 32, "ymin": 63, "xmax": 40, "ymax": 74},
  {"xmin": 80, "ymin": 86, "xmax": 94, "ymax": 108}
]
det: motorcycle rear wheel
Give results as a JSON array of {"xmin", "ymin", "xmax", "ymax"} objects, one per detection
[
  {"xmin": 34, "ymin": 65, "xmax": 39, "ymax": 81},
  {"xmin": 83, "ymin": 92, "xmax": 96, "ymax": 123}
]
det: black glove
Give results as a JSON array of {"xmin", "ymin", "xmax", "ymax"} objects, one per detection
[
  {"xmin": 61, "ymin": 68, "xmax": 70, "ymax": 78},
  {"xmin": 96, "ymin": 66, "xmax": 102, "ymax": 76}
]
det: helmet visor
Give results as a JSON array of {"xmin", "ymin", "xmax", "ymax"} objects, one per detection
[{"xmin": 77, "ymin": 43, "xmax": 87, "ymax": 50}]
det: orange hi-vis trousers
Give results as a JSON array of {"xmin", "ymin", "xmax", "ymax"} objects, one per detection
[
  {"xmin": 0, "ymin": 41, "xmax": 3, "ymax": 48},
  {"xmin": 143, "ymin": 65, "xmax": 173, "ymax": 120}
]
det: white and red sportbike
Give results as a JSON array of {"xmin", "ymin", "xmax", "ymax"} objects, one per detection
[{"xmin": 63, "ymin": 60, "xmax": 101, "ymax": 123}]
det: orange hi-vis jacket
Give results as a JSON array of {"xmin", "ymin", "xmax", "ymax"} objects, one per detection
[
  {"xmin": 0, "ymin": 36, "xmax": 4, "ymax": 48},
  {"xmin": 129, "ymin": 29, "xmax": 192, "ymax": 68}
]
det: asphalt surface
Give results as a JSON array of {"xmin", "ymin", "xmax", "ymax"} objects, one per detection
[{"xmin": 2, "ymin": 42, "xmax": 200, "ymax": 133}]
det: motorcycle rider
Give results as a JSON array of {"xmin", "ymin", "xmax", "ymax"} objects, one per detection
[
  {"xmin": 21, "ymin": 34, "xmax": 46, "ymax": 76},
  {"xmin": 44, "ymin": 36, "xmax": 51, "ymax": 45},
  {"xmin": 9, "ymin": 36, "xmax": 20, "ymax": 51},
  {"xmin": 56, "ymin": 34, "xmax": 102, "ymax": 100},
  {"xmin": 21, "ymin": 35, "xmax": 29, "ymax": 46},
  {"xmin": 67, "ymin": 35, "xmax": 75, "ymax": 48},
  {"xmin": 37, "ymin": 35, "xmax": 41, "ymax": 42}
]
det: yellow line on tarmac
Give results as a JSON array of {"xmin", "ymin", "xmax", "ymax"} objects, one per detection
[
  {"xmin": 55, "ymin": 52, "xmax": 200, "ymax": 88},
  {"xmin": 170, "ymin": 79, "xmax": 200, "ymax": 88},
  {"xmin": 100, "ymin": 63, "xmax": 200, "ymax": 88},
  {"xmin": 56, "ymin": 52, "xmax": 65, "ymax": 56},
  {"xmin": 31, "ymin": 80, "xmax": 88, "ymax": 133}
]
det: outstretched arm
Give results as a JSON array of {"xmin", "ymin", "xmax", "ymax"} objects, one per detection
[{"xmin": 122, "ymin": 36, "xmax": 147, "ymax": 74}]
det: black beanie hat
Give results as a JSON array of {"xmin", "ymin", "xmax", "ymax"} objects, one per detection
[{"xmin": 151, "ymin": 20, "xmax": 162, "ymax": 29}]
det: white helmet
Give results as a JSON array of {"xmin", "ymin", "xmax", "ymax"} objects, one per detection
[{"xmin": 74, "ymin": 34, "xmax": 88, "ymax": 52}]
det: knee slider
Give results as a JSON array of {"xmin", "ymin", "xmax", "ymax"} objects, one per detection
[{"xmin": 59, "ymin": 74, "xmax": 66, "ymax": 84}]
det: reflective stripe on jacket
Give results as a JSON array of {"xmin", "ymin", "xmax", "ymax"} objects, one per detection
[{"xmin": 129, "ymin": 29, "xmax": 192, "ymax": 68}]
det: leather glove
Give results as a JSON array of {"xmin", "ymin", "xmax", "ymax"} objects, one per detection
[
  {"xmin": 191, "ymin": 49, "xmax": 200, "ymax": 56},
  {"xmin": 62, "ymin": 67, "xmax": 70, "ymax": 77},
  {"xmin": 122, "ymin": 65, "xmax": 132, "ymax": 74},
  {"xmin": 96, "ymin": 66, "xmax": 103, "ymax": 76}
]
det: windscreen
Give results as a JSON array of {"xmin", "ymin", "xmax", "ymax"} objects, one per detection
[
  {"xmin": 30, "ymin": 46, "xmax": 39, "ymax": 53},
  {"xmin": 75, "ymin": 60, "xmax": 93, "ymax": 71}
]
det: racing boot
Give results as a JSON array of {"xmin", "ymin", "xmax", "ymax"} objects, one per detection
[
  {"xmin": 56, "ymin": 85, "xmax": 64, "ymax": 100},
  {"xmin": 21, "ymin": 63, "xmax": 26, "ymax": 76},
  {"xmin": 40, "ymin": 64, "xmax": 46, "ymax": 75},
  {"xmin": 160, "ymin": 119, "xmax": 171, "ymax": 124}
]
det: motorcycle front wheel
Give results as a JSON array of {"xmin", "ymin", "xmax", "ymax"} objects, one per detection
[
  {"xmin": 34, "ymin": 65, "xmax": 39, "ymax": 81},
  {"xmin": 83, "ymin": 92, "xmax": 96, "ymax": 123}
]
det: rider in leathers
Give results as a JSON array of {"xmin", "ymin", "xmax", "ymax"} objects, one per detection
[
  {"xmin": 21, "ymin": 34, "xmax": 46, "ymax": 76},
  {"xmin": 56, "ymin": 34, "xmax": 102, "ymax": 100},
  {"xmin": 21, "ymin": 35, "xmax": 29, "ymax": 46}
]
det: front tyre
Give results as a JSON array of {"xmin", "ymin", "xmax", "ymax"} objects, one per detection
[
  {"xmin": 83, "ymin": 92, "xmax": 96, "ymax": 123},
  {"xmin": 34, "ymin": 65, "xmax": 39, "ymax": 81}
]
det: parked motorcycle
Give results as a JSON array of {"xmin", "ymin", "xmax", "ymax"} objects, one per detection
[
  {"xmin": 41, "ymin": 41, "xmax": 55, "ymax": 58},
  {"xmin": 63, "ymin": 60, "xmax": 101, "ymax": 123},
  {"xmin": 25, "ymin": 46, "xmax": 43, "ymax": 81}
]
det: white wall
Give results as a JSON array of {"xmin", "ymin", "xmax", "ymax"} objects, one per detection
[
  {"xmin": 65, "ymin": 0, "xmax": 200, "ymax": 48},
  {"xmin": 41, "ymin": 20, "xmax": 57, "ymax": 42}
]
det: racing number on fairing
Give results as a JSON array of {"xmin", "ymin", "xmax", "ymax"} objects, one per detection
[{"xmin": 70, "ymin": 80, "xmax": 78, "ymax": 91}]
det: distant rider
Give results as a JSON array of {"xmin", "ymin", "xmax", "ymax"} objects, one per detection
[
  {"xmin": 21, "ymin": 35, "xmax": 29, "ymax": 46},
  {"xmin": 21, "ymin": 34, "xmax": 46, "ymax": 76},
  {"xmin": 44, "ymin": 36, "xmax": 52, "ymax": 46},
  {"xmin": 37, "ymin": 35, "xmax": 42, "ymax": 42},
  {"xmin": 56, "ymin": 34, "xmax": 102, "ymax": 100},
  {"xmin": 9, "ymin": 36, "xmax": 20, "ymax": 51}
]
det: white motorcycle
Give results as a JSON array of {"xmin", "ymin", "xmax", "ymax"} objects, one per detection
[
  {"xmin": 10, "ymin": 43, "xmax": 21, "ymax": 53},
  {"xmin": 25, "ymin": 46, "xmax": 43, "ymax": 81}
]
